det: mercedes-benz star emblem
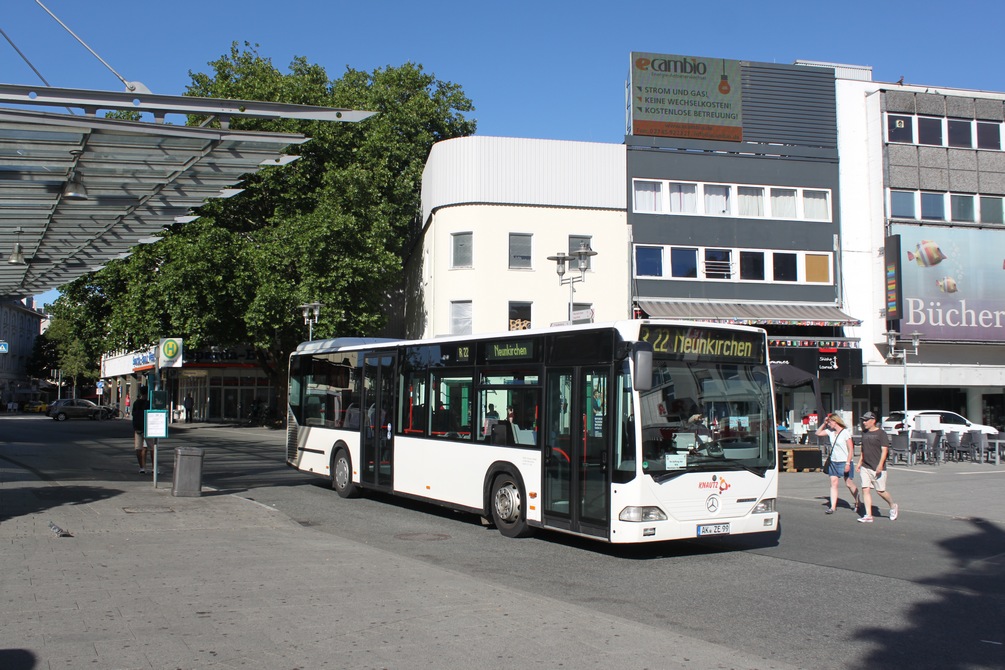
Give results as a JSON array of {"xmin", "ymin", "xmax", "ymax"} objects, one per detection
[{"xmin": 706, "ymin": 495, "xmax": 720, "ymax": 514}]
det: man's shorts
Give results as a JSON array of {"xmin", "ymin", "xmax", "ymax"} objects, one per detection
[{"xmin": 860, "ymin": 467, "xmax": 887, "ymax": 492}]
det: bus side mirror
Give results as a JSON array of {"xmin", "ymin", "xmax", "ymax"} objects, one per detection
[{"xmin": 633, "ymin": 343, "xmax": 653, "ymax": 391}]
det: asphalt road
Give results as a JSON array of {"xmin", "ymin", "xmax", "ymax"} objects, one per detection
[{"xmin": 4, "ymin": 415, "xmax": 1004, "ymax": 669}]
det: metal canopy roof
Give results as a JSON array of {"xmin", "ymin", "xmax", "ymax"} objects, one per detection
[
  {"xmin": 0, "ymin": 84, "xmax": 374, "ymax": 299},
  {"xmin": 637, "ymin": 300, "xmax": 862, "ymax": 326}
]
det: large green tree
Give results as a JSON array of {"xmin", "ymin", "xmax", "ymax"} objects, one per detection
[{"xmin": 48, "ymin": 43, "xmax": 475, "ymax": 408}]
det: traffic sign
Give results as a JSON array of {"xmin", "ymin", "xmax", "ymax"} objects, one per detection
[{"xmin": 0, "ymin": 340, "xmax": 7, "ymax": 354}]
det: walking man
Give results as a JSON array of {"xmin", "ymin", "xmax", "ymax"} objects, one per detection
[
  {"xmin": 856, "ymin": 412, "xmax": 899, "ymax": 523},
  {"xmin": 132, "ymin": 388, "xmax": 154, "ymax": 474}
]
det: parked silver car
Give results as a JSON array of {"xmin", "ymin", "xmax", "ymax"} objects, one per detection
[{"xmin": 46, "ymin": 398, "xmax": 112, "ymax": 421}]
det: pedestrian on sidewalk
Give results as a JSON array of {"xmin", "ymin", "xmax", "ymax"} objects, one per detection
[
  {"xmin": 856, "ymin": 412, "xmax": 898, "ymax": 523},
  {"xmin": 815, "ymin": 413, "xmax": 859, "ymax": 514},
  {"xmin": 183, "ymin": 393, "xmax": 194, "ymax": 424},
  {"xmin": 123, "ymin": 392, "xmax": 131, "ymax": 417},
  {"xmin": 131, "ymin": 388, "xmax": 154, "ymax": 474}
]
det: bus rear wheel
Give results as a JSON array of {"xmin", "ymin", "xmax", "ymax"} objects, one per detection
[
  {"xmin": 491, "ymin": 474, "xmax": 532, "ymax": 538},
  {"xmin": 332, "ymin": 448, "xmax": 360, "ymax": 499}
]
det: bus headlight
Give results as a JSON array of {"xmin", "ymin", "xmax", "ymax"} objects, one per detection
[
  {"xmin": 619, "ymin": 506, "xmax": 668, "ymax": 522},
  {"xmin": 752, "ymin": 498, "xmax": 775, "ymax": 514}
]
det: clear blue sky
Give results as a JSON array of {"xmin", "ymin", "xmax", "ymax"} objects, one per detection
[{"xmin": 7, "ymin": 0, "xmax": 1004, "ymax": 307}]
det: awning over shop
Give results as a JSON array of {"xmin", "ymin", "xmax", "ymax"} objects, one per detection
[{"xmin": 637, "ymin": 301, "xmax": 861, "ymax": 326}]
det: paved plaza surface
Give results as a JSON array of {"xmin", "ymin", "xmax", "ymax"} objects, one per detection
[{"xmin": 2, "ymin": 415, "xmax": 1003, "ymax": 669}]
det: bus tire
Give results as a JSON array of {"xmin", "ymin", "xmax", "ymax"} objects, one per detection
[
  {"xmin": 332, "ymin": 448, "xmax": 360, "ymax": 499},
  {"xmin": 490, "ymin": 473, "xmax": 532, "ymax": 538}
]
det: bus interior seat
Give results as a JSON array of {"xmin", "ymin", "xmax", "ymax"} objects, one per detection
[{"xmin": 491, "ymin": 421, "xmax": 516, "ymax": 445}]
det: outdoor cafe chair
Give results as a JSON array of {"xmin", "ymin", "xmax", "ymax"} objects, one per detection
[
  {"xmin": 924, "ymin": 430, "xmax": 944, "ymax": 464},
  {"xmin": 944, "ymin": 431, "xmax": 966, "ymax": 462},
  {"xmin": 888, "ymin": 432, "xmax": 912, "ymax": 466},
  {"xmin": 968, "ymin": 430, "xmax": 989, "ymax": 463}
]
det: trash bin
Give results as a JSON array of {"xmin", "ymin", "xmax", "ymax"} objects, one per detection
[{"xmin": 172, "ymin": 447, "xmax": 205, "ymax": 497}]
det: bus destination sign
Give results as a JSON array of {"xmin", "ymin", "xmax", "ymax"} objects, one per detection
[
  {"xmin": 485, "ymin": 340, "xmax": 535, "ymax": 361},
  {"xmin": 640, "ymin": 325, "xmax": 763, "ymax": 363}
]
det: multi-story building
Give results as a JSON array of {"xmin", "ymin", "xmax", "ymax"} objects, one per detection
[
  {"xmin": 0, "ymin": 298, "xmax": 44, "ymax": 408},
  {"xmin": 836, "ymin": 68, "xmax": 1005, "ymax": 428}
]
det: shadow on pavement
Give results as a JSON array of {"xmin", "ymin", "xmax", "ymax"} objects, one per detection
[
  {"xmin": 857, "ymin": 517, "xmax": 1005, "ymax": 668},
  {"xmin": 0, "ymin": 649, "xmax": 37, "ymax": 670},
  {"xmin": 0, "ymin": 484, "xmax": 124, "ymax": 523}
]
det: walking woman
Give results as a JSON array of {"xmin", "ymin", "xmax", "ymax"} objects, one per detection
[{"xmin": 815, "ymin": 413, "xmax": 860, "ymax": 514}]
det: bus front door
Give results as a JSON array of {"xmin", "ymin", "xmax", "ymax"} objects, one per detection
[
  {"xmin": 543, "ymin": 368, "xmax": 610, "ymax": 538},
  {"xmin": 362, "ymin": 353, "xmax": 396, "ymax": 490}
]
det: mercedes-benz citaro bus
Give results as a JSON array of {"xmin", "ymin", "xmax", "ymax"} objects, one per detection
[{"xmin": 286, "ymin": 320, "xmax": 778, "ymax": 543}]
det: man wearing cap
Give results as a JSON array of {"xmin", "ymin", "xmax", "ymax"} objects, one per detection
[{"xmin": 856, "ymin": 412, "xmax": 899, "ymax": 523}]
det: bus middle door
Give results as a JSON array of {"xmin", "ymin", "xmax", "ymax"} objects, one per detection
[
  {"xmin": 363, "ymin": 352, "xmax": 396, "ymax": 490},
  {"xmin": 543, "ymin": 367, "xmax": 610, "ymax": 537}
]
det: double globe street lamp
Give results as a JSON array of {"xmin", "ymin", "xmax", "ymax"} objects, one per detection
[
  {"xmin": 547, "ymin": 242, "xmax": 598, "ymax": 323},
  {"xmin": 298, "ymin": 302, "xmax": 323, "ymax": 341},
  {"xmin": 885, "ymin": 330, "xmax": 921, "ymax": 413}
]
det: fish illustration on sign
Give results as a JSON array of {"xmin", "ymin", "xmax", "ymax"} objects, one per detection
[
  {"xmin": 936, "ymin": 276, "xmax": 958, "ymax": 293},
  {"xmin": 907, "ymin": 240, "xmax": 947, "ymax": 267}
]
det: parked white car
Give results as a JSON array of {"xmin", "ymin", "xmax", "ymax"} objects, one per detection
[{"xmin": 881, "ymin": 410, "xmax": 996, "ymax": 435}]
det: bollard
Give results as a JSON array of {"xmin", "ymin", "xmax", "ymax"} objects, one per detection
[{"xmin": 172, "ymin": 447, "xmax": 205, "ymax": 497}]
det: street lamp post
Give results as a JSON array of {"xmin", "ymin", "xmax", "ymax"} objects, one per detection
[
  {"xmin": 298, "ymin": 302, "xmax": 322, "ymax": 341},
  {"xmin": 885, "ymin": 330, "xmax": 921, "ymax": 413},
  {"xmin": 547, "ymin": 242, "xmax": 598, "ymax": 322}
]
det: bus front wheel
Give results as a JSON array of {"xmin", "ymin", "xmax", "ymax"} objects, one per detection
[
  {"xmin": 491, "ymin": 474, "xmax": 532, "ymax": 538},
  {"xmin": 332, "ymin": 448, "xmax": 360, "ymax": 499}
]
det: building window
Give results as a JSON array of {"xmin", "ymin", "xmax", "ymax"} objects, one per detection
[
  {"xmin": 704, "ymin": 184, "xmax": 731, "ymax": 215},
  {"xmin": 950, "ymin": 194, "xmax": 975, "ymax": 222},
  {"xmin": 568, "ymin": 235, "xmax": 593, "ymax": 270},
  {"xmin": 508, "ymin": 302, "xmax": 532, "ymax": 331},
  {"xmin": 509, "ymin": 233, "xmax": 532, "ymax": 269},
  {"xmin": 948, "ymin": 119, "xmax": 972, "ymax": 148},
  {"xmin": 770, "ymin": 188, "xmax": 798, "ymax": 219},
  {"xmin": 805, "ymin": 254, "xmax": 830, "ymax": 283},
  {"xmin": 739, "ymin": 251, "xmax": 765, "ymax": 281},
  {"xmin": 977, "ymin": 122, "xmax": 1001, "ymax": 150},
  {"xmin": 921, "ymin": 192, "xmax": 945, "ymax": 220},
  {"xmin": 981, "ymin": 196, "xmax": 1004, "ymax": 224},
  {"xmin": 451, "ymin": 232, "xmax": 472, "ymax": 268},
  {"xmin": 891, "ymin": 190, "xmax": 916, "ymax": 218},
  {"xmin": 670, "ymin": 247, "xmax": 698, "ymax": 278},
  {"xmin": 773, "ymin": 253, "xmax": 798, "ymax": 282},
  {"xmin": 917, "ymin": 117, "xmax": 943, "ymax": 146},
  {"xmin": 888, "ymin": 115, "xmax": 914, "ymax": 143},
  {"xmin": 633, "ymin": 180, "xmax": 663, "ymax": 212},
  {"xmin": 704, "ymin": 248, "xmax": 732, "ymax": 280},
  {"xmin": 803, "ymin": 190, "xmax": 829, "ymax": 220},
  {"xmin": 737, "ymin": 186, "xmax": 764, "ymax": 217},
  {"xmin": 635, "ymin": 246, "xmax": 663, "ymax": 277},
  {"xmin": 450, "ymin": 301, "xmax": 472, "ymax": 335},
  {"xmin": 668, "ymin": 183, "xmax": 698, "ymax": 213}
]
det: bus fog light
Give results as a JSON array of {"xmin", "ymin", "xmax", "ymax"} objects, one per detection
[
  {"xmin": 619, "ymin": 506, "xmax": 668, "ymax": 522},
  {"xmin": 753, "ymin": 498, "xmax": 775, "ymax": 514}
]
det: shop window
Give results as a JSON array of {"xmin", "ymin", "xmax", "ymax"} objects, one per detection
[
  {"xmin": 739, "ymin": 251, "xmax": 765, "ymax": 280},
  {"xmin": 891, "ymin": 190, "xmax": 916, "ymax": 219},
  {"xmin": 670, "ymin": 247, "xmax": 698, "ymax": 278},
  {"xmin": 921, "ymin": 192, "xmax": 946, "ymax": 220},
  {"xmin": 773, "ymin": 253, "xmax": 798, "ymax": 282},
  {"xmin": 917, "ymin": 117, "xmax": 943, "ymax": 146},
  {"xmin": 977, "ymin": 122, "xmax": 1001, "ymax": 150},
  {"xmin": 888, "ymin": 115, "xmax": 913, "ymax": 143},
  {"xmin": 948, "ymin": 119, "xmax": 972, "ymax": 148},
  {"xmin": 635, "ymin": 246, "xmax": 663, "ymax": 277}
]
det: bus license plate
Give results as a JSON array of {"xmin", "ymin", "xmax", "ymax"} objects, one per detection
[{"xmin": 697, "ymin": 523, "xmax": 730, "ymax": 536}]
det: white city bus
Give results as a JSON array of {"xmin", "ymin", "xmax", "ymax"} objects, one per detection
[{"xmin": 286, "ymin": 320, "xmax": 778, "ymax": 543}]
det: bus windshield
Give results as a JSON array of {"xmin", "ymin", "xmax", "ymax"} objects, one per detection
[{"xmin": 637, "ymin": 357, "xmax": 774, "ymax": 480}]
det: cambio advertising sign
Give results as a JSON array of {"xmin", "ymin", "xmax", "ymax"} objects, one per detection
[
  {"xmin": 893, "ymin": 224, "xmax": 1005, "ymax": 342},
  {"xmin": 630, "ymin": 52, "xmax": 742, "ymax": 141}
]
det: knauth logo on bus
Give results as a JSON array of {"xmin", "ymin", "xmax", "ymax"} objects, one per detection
[{"xmin": 698, "ymin": 475, "xmax": 730, "ymax": 494}]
